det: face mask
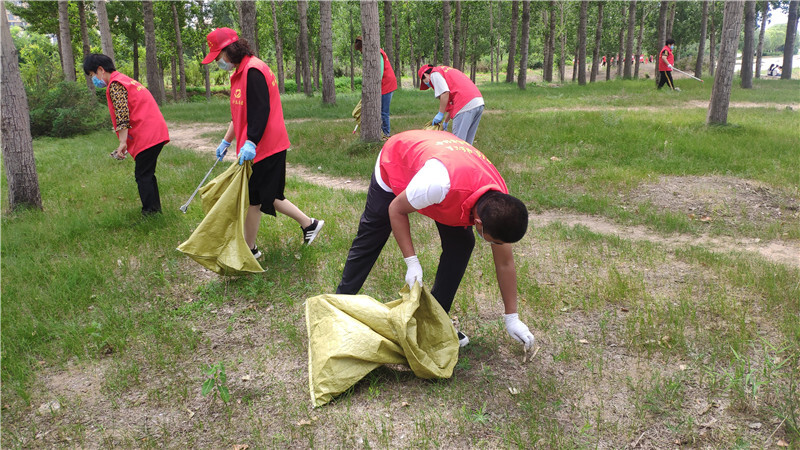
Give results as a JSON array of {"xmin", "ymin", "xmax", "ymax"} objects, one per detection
[
  {"xmin": 92, "ymin": 75, "xmax": 107, "ymax": 88},
  {"xmin": 217, "ymin": 57, "xmax": 234, "ymax": 71},
  {"xmin": 424, "ymin": 80, "xmax": 431, "ymax": 87},
  {"xmin": 670, "ymin": 45, "xmax": 675, "ymax": 50}
]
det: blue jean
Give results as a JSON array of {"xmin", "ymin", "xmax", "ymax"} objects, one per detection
[
  {"xmin": 381, "ymin": 91, "xmax": 393, "ymax": 136},
  {"xmin": 451, "ymin": 105, "xmax": 484, "ymax": 145}
]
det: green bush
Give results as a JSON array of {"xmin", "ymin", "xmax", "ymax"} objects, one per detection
[{"xmin": 28, "ymin": 81, "xmax": 109, "ymax": 138}]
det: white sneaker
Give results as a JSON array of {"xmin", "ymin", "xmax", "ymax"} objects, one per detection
[
  {"xmin": 302, "ymin": 219, "xmax": 324, "ymax": 245},
  {"xmin": 457, "ymin": 330, "xmax": 470, "ymax": 348},
  {"xmin": 250, "ymin": 244, "xmax": 262, "ymax": 259}
]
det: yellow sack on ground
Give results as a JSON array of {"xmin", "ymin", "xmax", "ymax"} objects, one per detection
[
  {"xmin": 305, "ymin": 283, "xmax": 459, "ymax": 407},
  {"xmin": 177, "ymin": 162, "xmax": 264, "ymax": 276},
  {"xmin": 422, "ymin": 121, "xmax": 443, "ymax": 131},
  {"xmin": 352, "ymin": 99, "xmax": 362, "ymax": 125}
]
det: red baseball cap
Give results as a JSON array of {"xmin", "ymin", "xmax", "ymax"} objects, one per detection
[
  {"xmin": 202, "ymin": 28, "xmax": 239, "ymax": 64},
  {"xmin": 418, "ymin": 64, "xmax": 433, "ymax": 90}
]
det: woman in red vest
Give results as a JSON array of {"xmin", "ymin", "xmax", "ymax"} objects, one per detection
[
  {"xmin": 202, "ymin": 28, "xmax": 324, "ymax": 257},
  {"xmin": 418, "ymin": 64, "xmax": 485, "ymax": 145},
  {"xmin": 337, "ymin": 130, "xmax": 535, "ymax": 351},
  {"xmin": 354, "ymin": 36, "xmax": 397, "ymax": 140},
  {"xmin": 658, "ymin": 38, "xmax": 678, "ymax": 91},
  {"xmin": 83, "ymin": 54, "xmax": 169, "ymax": 215}
]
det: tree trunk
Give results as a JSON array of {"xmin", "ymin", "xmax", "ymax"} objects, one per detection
[
  {"xmin": 741, "ymin": 1, "xmax": 756, "ymax": 88},
  {"xmin": 58, "ymin": 0, "xmax": 76, "ymax": 82},
  {"xmin": 781, "ymin": 0, "xmax": 799, "ymax": 79},
  {"xmin": 295, "ymin": 34, "xmax": 302, "ymax": 92},
  {"xmin": 349, "ymin": 4, "xmax": 355, "ymax": 91},
  {"xmin": 546, "ymin": 1, "xmax": 556, "ymax": 82},
  {"xmin": 490, "ymin": 2, "xmax": 495, "ymax": 83},
  {"xmin": 2, "ymin": 2, "xmax": 42, "ymax": 210},
  {"xmin": 577, "ymin": 0, "xmax": 588, "ymax": 85},
  {"xmin": 695, "ymin": 1, "xmax": 709, "ymax": 78},
  {"xmin": 666, "ymin": 1, "xmax": 676, "ymax": 37},
  {"xmin": 708, "ymin": 0, "xmax": 743, "ymax": 125},
  {"xmin": 624, "ymin": 1, "xmax": 636, "ymax": 79},
  {"xmin": 506, "ymin": 0, "xmax": 519, "ymax": 82},
  {"xmin": 237, "ymin": 1, "xmax": 258, "ymax": 57},
  {"xmin": 590, "ymin": 2, "xmax": 604, "ymax": 83},
  {"xmin": 407, "ymin": 12, "xmax": 416, "ymax": 89},
  {"xmin": 441, "ymin": 1, "xmax": 451, "ymax": 66},
  {"xmin": 383, "ymin": 1, "xmax": 393, "ymax": 64},
  {"xmin": 655, "ymin": 1, "xmax": 669, "ymax": 86},
  {"xmin": 453, "ymin": 1, "xmax": 461, "ymax": 70},
  {"xmin": 434, "ymin": 17, "xmax": 440, "ymax": 66},
  {"xmin": 270, "ymin": 1, "xmax": 285, "ymax": 94},
  {"xmin": 709, "ymin": 3, "xmax": 716, "ymax": 77},
  {"xmin": 297, "ymin": 0, "xmax": 312, "ymax": 96},
  {"xmin": 518, "ymin": 0, "xmax": 531, "ymax": 89},
  {"xmin": 616, "ymin": 3, "xmax": 626, "ymax": 78},
  {"xmin": 132, "ymin": 27, "xmax": 139, "ymax": 80},
  {"xmin": 393, "ymin": 13, "xmax": 401, "ymax": 88},
  {"xmin": 359, "ymin": 0, "xmax": 382, "ymax": 142},
  {"xmin": 755, "ymin": 1, "xmax": 768, "ymax": 78},
  {"xmin": 459, "ymin": 7, "xmax": 467, "ymax": 72},
  {"xmin": 634, "ymin": 5, "xmax": 646, "ymax": 78},
  {"xmin": 142, "ymin": 1, "xmax": 165, "ymax": 105},
  {"xmin": 606, "ymin": 52, "xmax": 611, "ymax": 80},
  {"xmin": 314, "ymin": 50, "xmax": 320, "ymax": 91},
  {"xmin": 78, "ymin": 1, "xmax": 94, "ymax": 92},
  {"xmin": 170, "ymin": 56, "xmax": 177, "ymax": 100},
  {"xmin": 94, "ymin": 0, "xmax": 115, "ymax": 60},
  {"xmin": 171, "ymin": 2, "xmax": 187, "ymax": 101},
  {"xmin": 559, "ymin": 2, "xmax": 566, "ymax": 82},
  {"xmin": 320, "ymin": 0, "xmax": 335, "ymax": 104},
  {"xmin": 204, "ymin": 64, "xmax": 210, "ymax": 99},
  {"xmin": 572, "ymin": 43, "xmax": 578, "ymax": 82}
]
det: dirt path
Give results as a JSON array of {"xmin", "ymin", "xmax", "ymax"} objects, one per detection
[{"xmin": 167, "ymin": 122, "xmax": 798, "ymax": 268}]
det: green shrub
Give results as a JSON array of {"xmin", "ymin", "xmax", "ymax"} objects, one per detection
[{"xmin": 27, "ymin": 81, "xmax": 109, "ymax": 138}]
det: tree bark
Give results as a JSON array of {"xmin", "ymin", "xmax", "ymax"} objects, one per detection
[
  {"xmin": 590, "ymin": 2, "xmax": 604, "ymax": 83},
  {"xmin": 2, "ymin": 2, "xmax": 43, "ymax": 210},
  {"xmin": 94, "ymin": 0, "xmax": 115, "ymax": 60},
  {"xmin": 394, "ymin": 11, "xmax": 401, "ymax": 88},
  {"xmin": 237, "ymin": 1, "xmax": 258, "ymax": 58},
  {"xmin": 407, "ymin": 12, "xmax": 416, "ymax": 89},
  {"xmin": 577, "ymin": 0, "xmax": 588, "ymax": 85},
  {"xmin": 616, "ymin": 3, "xmax": 626, "ymax": 78},
  {"xmin": 171, "ymin": 2, "xmax": 187, "ymax": 101},
  {"xmin": 559, "ymin": 2, "xmax": 566, "ymax": 82},
  {"xmin": 624, "ymin": 1, "xmax": 636, "ymax": 79},
  {"xmin": 442, "ymin": 1, "xmax": 451, "ymax": 66},
  {"xmin": 506, "ymin": 0, "xmax": 519, "ymax": 82},
  {"xmin": 383, "ymin": 1, "xmax": 393, "ymax": 64},
  {"xmin": 755, "ymin": 1, "xmax": 768, "ymax": 78},
  {"xmin": 297, "ymin": 0, "xmax": 312, "ymax": 96},
  {"xmin": 349, "ymin": 4, "xmax": 355, "ymax": 91},
  {"xmin": 634, "ymin": 4, "xmax": 646, "ymax": 78},
  {"xmin": 518, "ymin": 0, "xmax": 531, "ymax": 89},
  {"xmin": 695, "ymin": 1, "xmax": 709, "ymax": 78},
  {"xmin": 655, "ymin": 1, "xmax": 669, "ymax": 86},
  {"xmin": 709, "ymin": 2, "xmax": 716, "ymax": 77},
  {"xmin": 170, "ymin": 56, "xmax": 177, "ymax": 100},
  {"xmin": 78, "ymin": 1, "xmax": 94, "ymax": 91},
  {"xmin": 490, "ymin": 2, "xmax": 495, "ymax": 83},
  {"xmin": 782, "ymin": 0, "xmax": 799, "ymax": 79},
  {"xmin": 546, "ymin": 1, "xmax": 556, "ymax": 82},
  {"xmin": 58, "ymin": 0, "xmax": 76, "ymax": 82},
  {"xmin": 708, "ymin": 0, "xmax": 743, "ymax": 125},
  {"xmin": 741, "ymin": 1, "xmax": 756, "ymax": 88},
  {"xmin": 142, "ymin": 1, "xmax": 165, "ymax": 105},
  {"xmin": 453, "ymin": 0, "xmax": 461, "ymax": 70},
  {"xmin": 359, "ymin": 0, "xmax": 382, "ymax": 142},
  {"xmin": 320, "ymin": 0, "xmax": 335, "ymax": 104},
  {"xmin": 666, "ymin": 1, "xmax": 676, "ymax": 38}
]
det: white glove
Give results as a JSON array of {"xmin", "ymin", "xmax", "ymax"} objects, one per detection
[
  {"xmin": 668, "ymin": 63, "xmax": 674, "ymax": 69},
  {"xmin": 504, "ymin": 313, "xmax": 535, "ymax": 350},
  {"xmin": 403, "ymin": 255, "xmax": 423, "ymax": 288}
]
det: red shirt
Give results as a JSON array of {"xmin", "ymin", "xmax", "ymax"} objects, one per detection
[
  {"xmin": 230, "ymin": 56, "xmax": 290, "ymax": 163},
  {"xmin": 105, "ymin": 71, "xmax": 169, "ymax": 160},
  {"xmin": 431, "ymin": 66, "xmax": 482, "ymax": 119},
  {"xmin": 379, "ymin": 130, "xmax": 507, "ymax": 227},
  {"xmin": 379, "ymin": 48, "xmax": 397, "ymax": 95},
  {"xmin": 659, "ymin": 45, "xmax": 674, "ymax": 71}
]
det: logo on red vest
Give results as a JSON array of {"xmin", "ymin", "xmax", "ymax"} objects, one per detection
[{"xmin": 234, "ymin": 89, "xmax": 242, "ymax": 99}]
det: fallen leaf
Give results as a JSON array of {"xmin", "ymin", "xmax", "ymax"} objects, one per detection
[
  {"xmin": 550, "ymin": 156, "xmax": 562, "ymax": 162},
  {"xmin": 620, "ymin": 307, "xmax": 629, "ymax": 312},
  {"xmin": 579, "ymin": 339, "xmax": 589, "ymax": 344},
  {"xmin": 187, "ymin": 408, "xmax": 195, "ymax": 418},
  {"xmin": 688, "ymin": 213, "xmax": 696, "ymax": 220},
  {"xmin": 679, "ymin": 364, "xmax": 687, "ymax": 371},
  {"xmin": 777, "ymin": 439, "xmax": 789, "ymax": 447},
  {"xmin": 400, "ymin": 402, "xmax": 409, "ymax": 407},
  {"xmin": 232, "ymin": 445, "xmax": 249, "ymax": 450}
]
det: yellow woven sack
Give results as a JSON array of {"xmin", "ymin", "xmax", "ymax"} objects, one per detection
[{"xmin": 422, "ymin": 121, "xmax": 443, "ymax": 131}]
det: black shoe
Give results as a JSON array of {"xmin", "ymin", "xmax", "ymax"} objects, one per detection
[
  {"xmin": 302, "ymin": 219, "xmax": 324, "ymax": 245},
  {"xmin": 457, "ymin": 331, "xmax": 469, "ymax": 348},
  {"xmin": 250, "ymin": 245, "xmax": 262, "ymax": 259}
]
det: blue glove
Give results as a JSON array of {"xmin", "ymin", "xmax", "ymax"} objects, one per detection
[
  {"xmin": 442, "ymin": 121, "xmax": 449, "ymax": 131},
  {"xmin": 216, "ymin": 139, "xmax": 230, "ymax": 159},
  {"xmin": 432, "ymin": 112, "xmax": 444, "ymax": 125},
  {"xmin": 238, "ymin": 140, "xmax": 256, "ymax": 165}
]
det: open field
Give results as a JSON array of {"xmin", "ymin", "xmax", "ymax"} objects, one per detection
[{"xmin": 2, "ymin": 77, "xmax": 799, "ymax": 448}]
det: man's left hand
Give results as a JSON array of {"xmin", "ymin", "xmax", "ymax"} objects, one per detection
[{"xmin": 503, "ymin": 313, "xmax": 535, "ymax": 350}]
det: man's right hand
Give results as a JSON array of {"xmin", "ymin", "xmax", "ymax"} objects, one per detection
[
  {"xmin": 216, "ymin": 139, "xmax": 230, "ymax": 159},
  {"xmin": 432, "ymin": 112, "xmax": 445, "ymax": 125},
  {"xmin": 404, "ymin": 255, "xmax": 423, "ymax": 288},
  {"xmin": 668, "ymin": 63, "xmax": 674, "ymax": 70}
]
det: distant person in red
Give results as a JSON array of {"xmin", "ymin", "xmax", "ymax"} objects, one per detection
[
  {"xmin": 354, "ymin": 36, "xmax": 397, "ymax": 140},
  {"xmin": 658, "ymin": 38, "xmax": 678, "ymax": 91},
  {"xmin": 601, "ymin": 55, "xmax": 606, "ymax": 66},
  {"xmin": 83, "ymin": 53, "xmax": 170, "ymax": 215}
]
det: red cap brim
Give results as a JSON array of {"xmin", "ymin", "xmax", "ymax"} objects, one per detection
[{"xmin": 202, "ymin": 50, "xmax": 220, "ymax": 65}]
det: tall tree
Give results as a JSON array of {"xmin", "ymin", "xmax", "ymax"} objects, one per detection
[
  {"xmin": 755, "ymin": 1, "xmax": 768, "ymax": 78},
  {"xmin": 2, "ymin": 2, "xmax": 42, "ymax": 210},
  {"xmin": 623, "ymin": 0, "xmax": 636, "ymax": 79},
  {"xmin": 237, "ymin": 2, "xmax": 258, "ymax": 57},
  {"xmin": 666, "ymin": 1, "xmax": 676, "ymax": 37},
  {"xmin": 57, "ymin": 0, "xmax": 76, "ymax": 81},
  {"xmin": 709, "ymin": 2, "xmax": 717, "ymax": 77},
  {"xmin": 320, "ymin": 0, "xmax": 335, "ymax": 104},
  {"xmin": 781, "ymin": 0, "xmax": 798, "ymax": 79},
  {"xmin": 506, "ymin": 0, "xmax": 519, "ymax": 82},
  {"xmin": 590, "ymin": 2, "xmax": 604, "ymax": 83},
  {"xmin": 741, "ymin": 1, "xmax": 756, "ymax": 88},
  {"xmin": 518, "ymin": 0, "xmax": 531, "ymax": 89},
  {"xmin": 142, "ymin": 1, "xmax": 165, "ymax": 105},
  {"xmin": 655, "ymin": 1, "xmax": 669, "ymax": 86},
  {"xmin": 359, "ymin": 0, "xmax": 382, "ymax": 142},
  {"xmin": 634, "ymin": 3, "xmax": 647, "ymax": 78},
  {"xmin": 298, "ymin": 0, "xmax": 312, "ymax": 96},
  {"xmin": 349, "ymin": 4, "xmax": 355, "ymax": 90},
  {"xmin": 171, "ymin": 2, "xmax": 187, "ymax": 101},
  {"xmin": 383, "ymin": 1, "xmax": 393, "ymax": 64},
  {"xmin": 558, "ymin": 1, "xmax": 566, "ymax": 82},
  {"xmin": 78, "ymin": 1, "xmax": 94, "ymax": 91},
  {"xmin": 453, "ymin": 1, "xmax": 461, "ymax": 70},
  {"xmin": 490, "ymin": 1, "xmax": 496, "ymax": 82},
  {"xmin": 577, "ymin": 0, "xmax": 588, "ymax": 85},
  {"xmin": 95, "ymin": 0, "xmax": 115, "ymax": 60},
  {"xmin": 393, "ymin": 13, "xmax": 401, "ymax": 88},
  {"xmin": 545, "ymin": 1, "xmax": 556, "ymax": 82},
  {"xmin": 696, "ymin": 0, "xmax": 709, "ymax": 77},
  {"xmin": 271, "ymin": 0, "xmax": 285, "ymax": 94},
  {"xmin": 442, "ymin": 1, "xmax": 451, "ymax": 66},
  {"xmin": 616, "ymin": 2, "xmax": 626, "ymax": 78},
  {"xmin": 707, "ymin": 0, "xmax": 743, "ymax": 125},
  {"xmin": 406, "ymin": 11, "xmax": 416, "ymax": 89}
]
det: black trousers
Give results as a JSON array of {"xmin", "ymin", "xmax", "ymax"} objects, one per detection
[
  {"xmin": 133, "ymin": 142, "xmax": 165, "ymax": 214},
  {"xmin": 336, "ymin": 174, "xmax": 475, "ymax": 313},
  {"xmin": 658, "ymin": 70, "xmax": 675, "ymax": 90}
]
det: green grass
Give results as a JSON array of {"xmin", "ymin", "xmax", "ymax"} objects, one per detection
[{"xmin": 2, "ymin": 76, "xmax": 799, "ymax": 447}]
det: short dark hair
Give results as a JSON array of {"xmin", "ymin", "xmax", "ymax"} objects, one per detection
[
  {"xmin": 476, "ymin": 191, "xmax": 528, "ymax": 243},
  {"xmin": 354, "ymin": 36, "xmax": 362, "ymax": 51},
  {"xmin": 223, "ymin": 39, "xmax": 254, "ymax": 65},
  {"xmin": 665, "ymin": 38, "xmax": 675, "ymax": 46},
  {"xmin": 82, "ymin": 53, "xmax": 116, "ymax": 75}
]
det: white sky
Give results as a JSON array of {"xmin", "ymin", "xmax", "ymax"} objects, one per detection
[{"xmin": 767, "ymin": 7, "xmax": 789, "ymax": 28}]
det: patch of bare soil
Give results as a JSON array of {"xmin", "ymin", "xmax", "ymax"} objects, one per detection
[{"xmin": 528, "ymin": 101, "xmax": 800, "ymax": 114}]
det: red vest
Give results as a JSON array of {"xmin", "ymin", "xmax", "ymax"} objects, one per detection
[
  {"xmin": 105, "ymin": 71, "xmax": 169, "ymax": 160},
  {"xmin": 230, "ymin": 56, "xmax": 290, "ymax": 163},
  {"xmin": 431, "ymin": 66, "xmax": 482, "ymax": 118},
  {"xmin": 379, "ymin": 48, "xmax": 397, "ymax": 95},
  {"xmin": 659, "ymin": 45, "xmax": 674, "ymax": 71},
  {"xmin": 379, "ymin": 130, "xmax": 507, "ymax": 227}
]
